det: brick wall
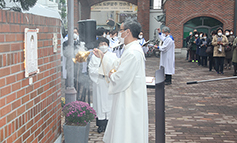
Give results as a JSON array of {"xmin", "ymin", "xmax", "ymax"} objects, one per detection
[
  {"xmin": 75, "ymin": 0, "xmax": 150, "ymax": 39},
  {"xmin": 74, "ymin": 0, "xmax": 80, "ymax": 27},
  {"xmin": 163, "ymin": 0, "xmax": 235, "ymax": 48},
  {"xmin": 0, "ymin": 10, "xmax": 62, "ymax": 143},
  {"xmin": 137, "ymin": 0, "xmax": 150, "ymax": 40}
]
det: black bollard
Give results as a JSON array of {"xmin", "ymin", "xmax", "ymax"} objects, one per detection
[{"xmin": 155, "ymin": 66, "xmax": 165, "ymax": 143}]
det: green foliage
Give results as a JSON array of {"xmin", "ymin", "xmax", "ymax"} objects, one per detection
[
  {"xmin": 60, "ymin": 0, "xmax": 65, "ymax": 5},
  {"xmin": 60, "ymin": 7, "xmax": 66, "ymax": 19},
  {"xmin": 0, "ymin": 0, "xmax": 37, "ymax": 10}
]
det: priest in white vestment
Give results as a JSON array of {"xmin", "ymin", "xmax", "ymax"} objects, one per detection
[
  {"xmin": 88, "ymin": 37, "xmax": 117, "ymax": 133},
  {"xmin": 155, "ymin": 26, "xmax": 175, "ymax": 85},
  {"xmin": 93, "ymin": 18, "xmax": 149, "ymax": 143}
]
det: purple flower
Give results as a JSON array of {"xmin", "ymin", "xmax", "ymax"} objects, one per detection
[{"xmin": 62, "ymin": 101, "xmax": 97, "ymax": 125}]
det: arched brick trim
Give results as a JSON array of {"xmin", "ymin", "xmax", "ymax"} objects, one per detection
[{"xmin": 180, "ymin": 13, "xmax": 227, "ymax": 26}]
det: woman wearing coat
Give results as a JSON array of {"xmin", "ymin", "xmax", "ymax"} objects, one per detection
[
  {"xmin": 199, "ymin": 33, "xmax": 211, "ymax": 67},
  {"xmin": 232, "ymin": 37, "xmax": 237, "ymax": 76},
  {"xmin": 212, "ymin": 28, "xmax": 229, "ymax": 74}
]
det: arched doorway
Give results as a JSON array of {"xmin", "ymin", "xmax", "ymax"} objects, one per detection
[
  {"xmin": 90, "ymin": 1, "xmax": 138, "ymax": 30},
  {"xmin": 183, "ymin": 16, "xmax": 223, "ymax": 47}
]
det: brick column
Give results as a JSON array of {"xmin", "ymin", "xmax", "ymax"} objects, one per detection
[
  {"xmin": 74, "ymin": 0, "xmax": 79, "ymax": 27},
  {"xmin": 77, "ymin": 0, "xmax": 90, "ymax": 21},
  {"xmin": 137, "ymin": 0, "xmax": 150, "ymax": 40}
]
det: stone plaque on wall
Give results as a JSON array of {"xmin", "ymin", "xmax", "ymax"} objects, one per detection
[{"xmin": 24, "ymin": 28, "xmax": 39, "ymax": 77}]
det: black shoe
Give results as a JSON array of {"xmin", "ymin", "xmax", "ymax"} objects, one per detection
[
  {"xmin": 165, "ymin": 82, "xmax": 172, "ymax": 85},
  {"xmin": 97, "ymin": 126, "xmax": 104, "ymax": 133},
  {"xmin": 233, "ymin": 73, "xmax": 237, "ymax": 76}
]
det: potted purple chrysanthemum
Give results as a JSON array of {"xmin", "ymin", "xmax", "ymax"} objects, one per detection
[{"xmin": 62, "ymin": 101, "xmax": 96, "ymax": 143}]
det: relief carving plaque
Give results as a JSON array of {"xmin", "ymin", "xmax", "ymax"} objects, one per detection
[{"xmin": 24, "ymin": 28, "xmax": 39, "ymax": 77}]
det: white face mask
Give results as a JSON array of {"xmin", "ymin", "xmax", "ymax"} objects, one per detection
[
  {"xmin": 230, "ymin": 32, "xmax": 233, "ymax": 35},
  {"xmin": 200, "ymin": 34, "xmax": 202, "ymax": 37},
  {"xmin": 118, "ymin": 30, "xmax": 127, "ymax": 44},
  {"xmin": 103, "ymin": 33, "xmax": 106, "ymax": 37},
  {"xmin": 195, "ymin": 34, "xmax": 198, "ymax": 37},
  {"xmin": 99, "ymin": 45, "xmax": 108, "ymax": 53},
  {"xmin": 203, "ymin": 37, "xmax": 207, "ymax": 39},
  {"xmin": 218, "ymin": 33, "xmax": 222, "ymax": 36},
  {"xmin": 226, "ymin": 32, "xmax": 230, "ymax": 36},
  {"xmin": 138, "ymin": 35, "xmax": 143, "ymax": 39},
  {"xmin": 106, "ymin": 35, "xmax": 110, "ymax": 39}
]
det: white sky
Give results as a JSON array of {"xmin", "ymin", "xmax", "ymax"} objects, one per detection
[{"xmin": 153, "ymin": 0, "xmax": 162, "ymax": 9}]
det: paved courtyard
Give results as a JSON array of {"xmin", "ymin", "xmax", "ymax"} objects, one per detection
[{"xmin": 62, "ymin": 56, "xmax": 237, "ymax": 143}]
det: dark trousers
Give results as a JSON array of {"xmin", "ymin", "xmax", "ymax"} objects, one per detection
[
  {"xmin": 190, "ymin": 50, "xmax": 196, "ymax": 60},
  {"xmin": 200, "ymin": 56, "xmax": 207, "ymax": 66},
  {"xmin": 165, "ymin": 74, "xmax": 172, "ymax": 83},
  {"xmin": 186, "ymin": 50, "xmax": 189, "ymax": 60},
  {"xmin": 215, "ymin": 57, "xmax": 225, "ymax": 73},
  {"xmin": 224, "ymin": 58, "xmax": 232, "ymax": 67},
  {"xmin": 208, "ymin": 55, "xmax": 214, "ymax": 71},
  {"xmin": 196, "ymin": 54, "xmax": 200, "ymax": 64}
]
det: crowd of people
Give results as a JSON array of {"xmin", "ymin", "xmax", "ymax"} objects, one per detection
[
  {"xmin": 186, "ymin": 28, "xmax": 237, "ymax": 76},
  {"xmin": 62, "ymin": 18, "xmax": 151, "ymax": 143}
]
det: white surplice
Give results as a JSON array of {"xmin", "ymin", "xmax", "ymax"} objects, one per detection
[
  {"xmin": 88, "ymin": 52, "xmax": 117, "ymax": 120},
  {"xmin": 138, "ymin": 38, "xmax": 149, "ymax": 54},
  {"xmin": 158, "ymin": 34, "xmax": 175, "ymax": 75},
  {"xmin": 100, "ymin": 41, "xmax": 148, "ymax": 143}
]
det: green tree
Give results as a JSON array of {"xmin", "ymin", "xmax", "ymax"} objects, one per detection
[
  {"xmin": 0, "ymin": 0, "xmax": 37, "ymax": 11},
  {"xmin": 59, "ymin": 0, "xmax": 66, "ymax": 19}
]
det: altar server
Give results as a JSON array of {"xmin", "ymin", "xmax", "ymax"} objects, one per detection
[
  {"xmin": 88, "ymin": 37, "xmax": 117, "ymax": 133},
  {"xmin": 93, "ymin": 18, "xmax": 148, "ymax": 143}
]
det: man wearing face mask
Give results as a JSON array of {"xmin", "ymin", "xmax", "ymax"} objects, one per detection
[
  {"xmin": 196, "ymin": 32, "xmax": 203, "ymax": 65},
  {"xmin": 93, "ymin": 18, "xmax": 148, "ymax": 143},
  {"xmin": 88, "ymin": 37, "xmax": 117, "ymax": 133},
  {"xmin": 189, "ymin": 31, "xmax": 199, "ymax": 62},
  {"xmin": 154, "ymin": 26, "xmax": 175, "ymax": 85}
]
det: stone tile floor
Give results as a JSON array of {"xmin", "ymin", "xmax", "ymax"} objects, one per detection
[{"xmin": 61, "ymin": 57, "xmax": 237, "ymax": 143}]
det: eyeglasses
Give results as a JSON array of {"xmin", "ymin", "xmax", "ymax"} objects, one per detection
[{"xmin": 119, "ymin": 28, "xmax": 127, "ymax": 32}]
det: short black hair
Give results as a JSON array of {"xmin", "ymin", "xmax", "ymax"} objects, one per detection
[
  {"xmin": 211, "ymin": 30, "xmax": 216, "ymax": 35},
  {"xmin": 225, "ymin": 29, "xmax": 230, "ymax": 32},
  {"xmin": 216, "ymin": 28, "xmax": 223, "ymax": 33},
  {"xmin": 74, "ymin": 27, "xmax": 79, "ymax": 33},
  {"xmin": 110, "ymin": 30, "xmax": 117, "ymax": 36},
  {"xmin": 97, "ymin": 37, "xmax": 109, "ymax": 47},
  {"xmin": 96, "ymin": 27, "xmax": 106, "ymax": 36},
  {"xmin": 193, "ymin": 31, "xmax": 199, "ymax": 36},
  {"xmin": 123, "ymin": 17, "xmax": 141, "ymax": 39}
]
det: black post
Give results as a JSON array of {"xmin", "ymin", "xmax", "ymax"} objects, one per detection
[{"xmin": 155, "ymin": 67, "xmax": 165, "ymax": 143}]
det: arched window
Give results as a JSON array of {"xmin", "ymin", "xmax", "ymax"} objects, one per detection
[{"xmin": 183, "ymin": 17, "xmax": 223, "ymax": 47}]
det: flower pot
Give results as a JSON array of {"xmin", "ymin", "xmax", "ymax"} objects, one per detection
[{"xmin": 63, "ymin": 122, "xmax": 90, "ymax": 143}]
